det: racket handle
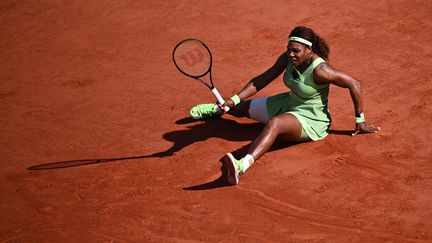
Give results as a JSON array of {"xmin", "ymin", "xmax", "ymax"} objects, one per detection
[{"xmin": 211, "ymin": 87, "xmax": 230, "ymax": 112}]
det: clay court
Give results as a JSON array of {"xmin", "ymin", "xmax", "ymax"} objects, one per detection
[{"xmin": 1, "ymin": 0, "xmax": 432, "ymax": 242}]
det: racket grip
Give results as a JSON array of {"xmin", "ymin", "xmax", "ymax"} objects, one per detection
[{"xmin": 211, "ymin": 87, "xmax": 230, "ymax": 112}]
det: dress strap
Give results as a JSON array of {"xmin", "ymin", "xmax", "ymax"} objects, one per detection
[{"xmin": 310, "ymin": 57, "xmax": 325, "ymax": 70}]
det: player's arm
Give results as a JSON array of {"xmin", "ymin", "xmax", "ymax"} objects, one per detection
[
  {"xmin": 222, "ymin": 53, "xmax": 287, "ymax": 109},
  {"xmin": 237, "ymin": 52, "xmax": 288, "ymax": 100},
  {"xmin": 313, "ymin": 63, "xmax": 380, "ymax": 135}
]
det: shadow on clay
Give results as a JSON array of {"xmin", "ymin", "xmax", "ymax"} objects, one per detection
[
  {"xmin": 27, "ymin": 117, "xmax": 263, "ymax": 170},
  {"xmin": 27, "ymin": 117, "xmax": 352, "ymax": 186}
]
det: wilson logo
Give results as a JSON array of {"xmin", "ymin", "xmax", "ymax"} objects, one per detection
[{"xmin": 180, "ymin": 47, "xmax": 205, "ymax": 66}]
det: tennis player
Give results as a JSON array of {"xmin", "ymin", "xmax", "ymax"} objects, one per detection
[{"xmin": 190, "ymin": 26, "xmax": 380, "ymax": 185}]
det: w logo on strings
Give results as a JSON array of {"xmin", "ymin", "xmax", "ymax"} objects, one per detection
[{"xmin": 179, "ymin": 47, "xmax": 206, "ymax": 67}]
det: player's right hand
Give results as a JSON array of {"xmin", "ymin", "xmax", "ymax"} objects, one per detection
[
  {"xmin": 217, "ymin": 98, "xmax": 235, "ymax": 112},
  {"xmin": 351, "ymin": 122, "xmax": 380, "ymax": 136}
]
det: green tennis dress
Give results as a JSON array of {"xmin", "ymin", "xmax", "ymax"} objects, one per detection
[{"xmin": 266, "ymin": 57, "xmax": 331, "ymax": 141}]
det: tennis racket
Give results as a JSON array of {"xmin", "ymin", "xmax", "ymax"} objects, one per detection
[{"xmin": 172, "ymin": 38, "xmax": 229, "ymax": 112}]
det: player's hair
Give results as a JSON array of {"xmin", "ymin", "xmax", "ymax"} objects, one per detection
[{"xmin": 289, "ymin": 26, "xmax": 330, "ymax": 61}]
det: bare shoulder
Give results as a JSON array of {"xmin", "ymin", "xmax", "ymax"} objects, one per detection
[
  {"xmin": 313, "ymin": 62, "xmax": 340, "ymax": 84},
  {"xmin": 314, "ymin": 62, "xmax": 336, "ymax": 75}
]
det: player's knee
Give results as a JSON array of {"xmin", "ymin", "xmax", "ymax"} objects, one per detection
[{"xmin": 266, "ymin": 116, "xmax": 283, "ymax": 133}]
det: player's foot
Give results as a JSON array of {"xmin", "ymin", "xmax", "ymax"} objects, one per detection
[
  {"xmin": 190, "ymin": 103, "xmax": 221, "ymax": 120},
  {"xmin": 222, "ymin": 153, "xmax": 244, "ymax": 185}
]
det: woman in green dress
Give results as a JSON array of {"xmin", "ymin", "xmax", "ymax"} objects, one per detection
[{"xmin": 190, "ymin": 26, "xmax": 380, "ymax": 185}]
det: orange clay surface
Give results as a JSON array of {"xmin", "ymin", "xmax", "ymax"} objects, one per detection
[{"xmin": 1, "ymin": 0, "xmax": 432, "ymax": 242}]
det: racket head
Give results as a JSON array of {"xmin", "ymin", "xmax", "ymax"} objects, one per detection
[{"xmin": 172, "ymin": 39, "xmax": 212, "ymax": 78}]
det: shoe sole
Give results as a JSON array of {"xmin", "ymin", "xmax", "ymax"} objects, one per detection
[{"xmin": 222, "ymin": 153, "xmax": 239, "ymax": 185}]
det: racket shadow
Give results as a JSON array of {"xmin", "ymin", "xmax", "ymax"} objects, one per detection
[
  {"xmin": 27, "ymin": 155, "xmax": 158, "ymax": 170},
  {"xmin": 27, "ymin": 118, "xmax": 352, "ymax": 171},
  {"xmin": 27, "ymin": 117, "xmax": 262, "ymax": 171}
]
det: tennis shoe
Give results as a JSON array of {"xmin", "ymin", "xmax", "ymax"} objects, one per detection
[
  {"xmin": 190, "ymin": 103, "xmax": 220, "ymax": 120},
  {"xmin": 222, "ymin": 153, "xmax": 244, "ymax": 185}
]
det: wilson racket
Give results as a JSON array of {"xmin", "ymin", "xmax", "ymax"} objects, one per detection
[{"xmin": 172, "ymin": 38, "xmax": 229, "ymax": 111}]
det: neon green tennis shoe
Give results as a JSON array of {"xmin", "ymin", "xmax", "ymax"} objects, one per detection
[
  {"xmin": 222, "ymin": 153, "xmax": 244, "ymax": 185},
  {"xmin": 189, "ymin": 103, "xmax": 221, "ymax": 120}
]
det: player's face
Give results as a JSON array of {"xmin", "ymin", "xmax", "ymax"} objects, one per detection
[{"xmin": 287, "ymin": 41, "xmax": 311, "ymax": 67}]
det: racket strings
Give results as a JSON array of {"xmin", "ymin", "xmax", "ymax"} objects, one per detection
[
  {"xmin": 174, "ymin": 40, "xmax": 211, "ymax": 77},
  {"xmin": 176, "ymin": 47, "xmax": 210, "ymax": 75}
]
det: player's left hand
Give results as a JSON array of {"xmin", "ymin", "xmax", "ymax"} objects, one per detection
[{"xmin": 352, "ymin": 122, "xmax": 380, "ymax": 136}]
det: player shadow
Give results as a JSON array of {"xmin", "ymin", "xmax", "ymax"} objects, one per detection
[
  {"xmin": 162, "ymin": 117, "xmax": 264, "ymax": 155},
  {"xmin": 27, "ymin": 117, "xmax": 263, "ymax": 170},
  {"xmin": 27, "ymin": 117, "xmax": 353, "ymax": 173}
]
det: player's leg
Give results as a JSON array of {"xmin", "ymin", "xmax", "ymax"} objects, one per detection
[
  {"xmin": 223, "ymin": 113, "xmax": 305, "ymax": 184},
  {"xmin": 227, "ymin": 97, "xmax": 269, "ymax": 123},
  {"xmin": 248, "ymin": 113, "xmax": 303, "ymax": 160}
]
